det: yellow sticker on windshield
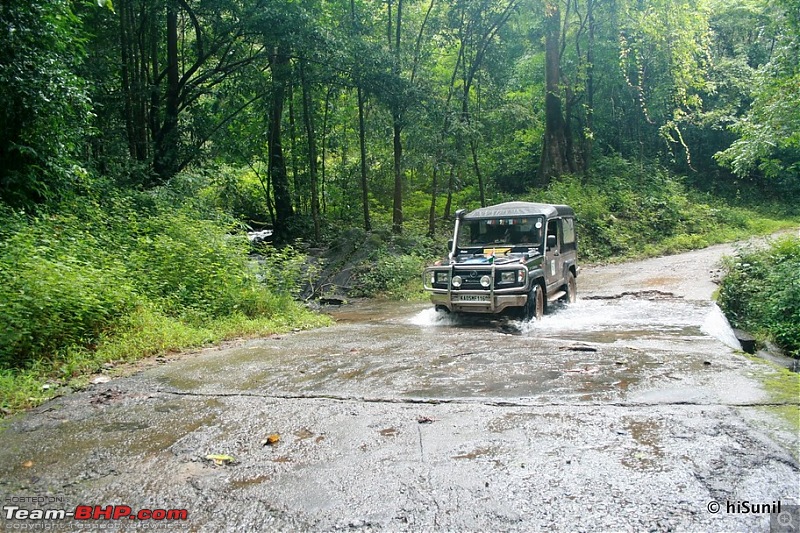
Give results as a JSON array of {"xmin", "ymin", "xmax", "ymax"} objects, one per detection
[{"xmin": 484, "ymin": 247, "xmax": 511, "ymax": 256}]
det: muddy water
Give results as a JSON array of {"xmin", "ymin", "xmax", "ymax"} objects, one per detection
[
  {"xmin": 142, "ymin": 296, "xmax": 762, "ymax": 408},
  {"xmin": 1, "ymin": 244, "xmax": 798, "ymax": 532}
]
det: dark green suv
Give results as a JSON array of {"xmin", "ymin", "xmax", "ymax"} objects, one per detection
[{"xmin": 423, "ymin": 202, "xmax": 578, "ymax": 320}]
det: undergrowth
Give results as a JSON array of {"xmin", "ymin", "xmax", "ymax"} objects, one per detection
[
  {"xmin": 717, "ymin": 235, "xmax": 800, "ymax": 357},
  {"xmin": 0, "ymin": 189, "xmax": 330, "ymax": 415}
]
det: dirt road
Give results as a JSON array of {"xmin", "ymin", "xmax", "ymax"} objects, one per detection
[{"xmin": 1, "ymin": 242, "xmax": 798, "ymax": 531}]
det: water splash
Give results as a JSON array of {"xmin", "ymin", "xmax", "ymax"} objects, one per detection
[
  {"xmin": 700, "ymin": 303, "xmax": 742, "ymax": 350},
  {"xmin": 408, "ymin": 307, "xmax": 460, "ymax": 327}
]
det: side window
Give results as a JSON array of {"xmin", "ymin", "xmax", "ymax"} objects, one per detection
[
  {"xmin": 546, "ymin": 219, "xmax": 559, "ymax": 250},
  {"xmin": 562, "ymin": 218, "xmax": 575, "ymax": 244}
]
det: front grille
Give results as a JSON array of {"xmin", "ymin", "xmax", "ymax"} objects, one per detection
[
  {"xmin": 455, "ymin": 269, "xmax": 492, "ymax": 290},
  {"xmin": 451, "ymin": 268, "xmax": 524, "ymax": 290}
]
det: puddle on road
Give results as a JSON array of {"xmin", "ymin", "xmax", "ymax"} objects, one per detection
[
  {"xmin": 620, "ymin": 417, "xmax": 667, "ymax": 472},
  {"xmin": 0, "ymin": 398, "xmax": 221, "ymax": 487}
]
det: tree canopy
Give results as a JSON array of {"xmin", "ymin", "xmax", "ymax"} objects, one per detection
[{"xmin": 1, "ymin": 0, "xmax": 798, "ymax": 232}]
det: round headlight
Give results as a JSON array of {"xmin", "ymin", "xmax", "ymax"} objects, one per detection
[
  {"xmin": 452, "ymin": 275, "xmax": 462, "ymax": 288},
  {"xmin": 480, "ymin": 275, "xmax": 491, "ymax": 288}
]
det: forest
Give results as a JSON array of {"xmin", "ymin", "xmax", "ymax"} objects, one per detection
[{"xmin": 1, "ymin": 0, "xmax": 799, "ymax": 410}]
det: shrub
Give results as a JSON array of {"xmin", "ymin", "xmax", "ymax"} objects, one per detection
[
  {"xmin": 0, "ymin": 186, "xmax": 313, "ymax": 370},
  {"xmin": 253, "ymin": 241, "xmax": 309, "ymax": 298},
  {"xmin": 718, "ymin": 235, "xmax": 800, "ymax": 357},
  {"xmin": 0, "ymin": 212, "xmax": 138, "ymax": 368},
  {"xmin": 527, "ymin": 156, "xmax": 775, "ymax": 262},
  {"xmin": 351, "ymin": 253, "xmax": 427, "ymax": 299}
]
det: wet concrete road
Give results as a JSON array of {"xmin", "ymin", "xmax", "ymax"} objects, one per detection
[{"xmin": 1, "ymin": 243, "xmax": 799, "ymax": 532}]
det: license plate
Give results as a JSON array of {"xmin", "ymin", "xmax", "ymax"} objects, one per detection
[{"xmin": 457, "ymin": 294, "xmax": 490, "ymax": 303}]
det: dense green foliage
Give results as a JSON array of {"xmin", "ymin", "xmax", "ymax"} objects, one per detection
[
  {"xmin": 3, "ymin": 0, "xmax": 796, "ymax": 228},
  {"xmin": 718, "ymin": 236, "xmax": 800, "ymax": 357},
  {"xmin": 0, "ymin": 186, "xmax": 329, "ymax": 412},
  {"xmin": 1, "ymin": 0, "xmax": 799, "ymax": 412},
  {"xmin": 0, "ymin": 0, "xmax": 92, "ymax": 207},
  {"xmin": 347, "ymin": 157, "xmax": 796, "ymax": 300},
  {"xmin": 529, "ymin": 158, "xmax": 788, "ymax": 262}
]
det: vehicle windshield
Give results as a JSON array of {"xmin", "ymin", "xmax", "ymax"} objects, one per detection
[{"xmin": 457, "ymin": 216, "xmax": 545, "ymax": 249}]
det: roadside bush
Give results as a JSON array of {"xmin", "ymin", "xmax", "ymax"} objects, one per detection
[
  {"xmin": 528, "ymin": 155, "xmax": 785, "ymax": 262},
  {"xmin": 253, "ymin": 241, "xmax": 309, "ymax": 298},
  {"xmin": 718, "ymin": 235, "xmax": 800, "ymax": 357},
  {"xmin": 0, "ymin": 211, "xmax": 138, "ymax": 368},
  {"xmin": 126, "ymin": 211, "xmax": 267, "ymax": 319},
  {"xmin": 351, "ymin": 253, "xmax": 428, "ymax": 299},
  {"xmin": 0, "ymin": 185, "xmax": 317, "ymax": 371},
  {"xmin": 344, "ymin": 226, "xmax": 437, "ymax": 299}
]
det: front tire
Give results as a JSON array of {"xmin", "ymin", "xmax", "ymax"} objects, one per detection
[{"xmin": 525, "ymin": 284, "xmax": 545, "ymax": 321}]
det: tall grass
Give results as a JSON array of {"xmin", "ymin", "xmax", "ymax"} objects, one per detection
[{"xmin": 0, "ymin": 190, "xmax": 330, "ymax": 414}]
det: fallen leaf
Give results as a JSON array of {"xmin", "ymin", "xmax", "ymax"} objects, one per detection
[
  {"xmin": 22, "ymin": 460, "xmax": 33, "ymax": 468},
  {"xmin": 261, "ymin": 433, "xmax": 280, "ymax": 446},
  {"xmin": 205, "ymin": 454, "xmax": 236, "ymax": 466}
]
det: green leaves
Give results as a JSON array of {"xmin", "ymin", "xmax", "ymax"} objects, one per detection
[
  {"xmin": 0, "ymin": 0, "xmax": 91, "ymax": 208},
  {"xmin": 0, "ymin": 189, "xmax": 293, "ymax": 369},
  {"xmin": 718, "ymin": 236, "xmax": 800, "ymax": 357}
]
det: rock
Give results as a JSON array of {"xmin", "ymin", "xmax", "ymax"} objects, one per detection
[{"xmin": 732, "ymin": 328, "xmax": 756, "ymax": 354}]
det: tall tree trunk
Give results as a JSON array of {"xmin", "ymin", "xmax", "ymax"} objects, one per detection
[
  {"xmin": 153, "ymin": 1, "xmax": 180, "ymax": 183},
  {"xmin": 288, "ymin": 83, "xmax": 301, "ymax": 212},
  {"xmin": 300, "ymin": 62, "xmax": 320, "ymax": 242},
  {"xmin": 358, "ymin": 87, "xmax": 371, "ymax": 231},
  {"xmin": 119, "ymin": 0, "xmax": 136, "ymax": 159},
  {"xmin": 350, "ymin": 0, "xmax": 371, "ymax": 231},
  {"xmin": 269, "ymin": 46, "xmax": 294, "ymax": 242},
  {"xmin": 322, "ymin": 85, "xmax": 333, "ymax": 217},
  {"xmin": 470, "ymin": 139, "xmax": 485, "ymax": 207},
  {"xmin": 147, "ymin": 6, "xmax": 159, "ymax": 163},
  {"xmin": 537, "ymin": 0, "xmax": 569, "ymax": 188},
  {"xmin": 391, "ymin": 0, "xmax": 404, "ymax": 234},
  {"xmin": 444, "ymin": 165, "xmax": 455, "ymax": 219},
  {"xmin": 392, "ymin": 118, "xmax": 403, "ymax": 234},
  {"xmin": 120, "ymin": 0, "xmax": 149, "ymax": 163},
  {"xmin": 583, "ymin": 0, "xmax": 595, "ymax": 174},
  {"xmin": 428, "ymin": 165, "xmax": 438, "ymax": 237}
]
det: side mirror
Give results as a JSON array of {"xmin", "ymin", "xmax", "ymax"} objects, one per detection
[{"xmin": 547, "ymin": 234, "xmax": 557, "ymax": 250}]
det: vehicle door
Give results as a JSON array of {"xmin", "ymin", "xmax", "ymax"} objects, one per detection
[{"xmin": 544, "ymin": 218, "xmax": 564, "ymax": 292}]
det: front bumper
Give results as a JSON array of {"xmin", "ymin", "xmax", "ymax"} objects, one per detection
[
  {"xmin": 429, "ymin": 291, "xmax": 529, "ymax": 314},
  {"xmin": 423, "ymin": 264, "xmax": 532, "ymax": 314}
]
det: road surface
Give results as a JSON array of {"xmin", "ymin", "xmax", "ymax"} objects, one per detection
[{"xmin": 1, "ymin": 242, "xmax": 798, "ymax": 531}]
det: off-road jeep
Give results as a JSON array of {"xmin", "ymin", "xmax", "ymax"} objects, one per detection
[{"xmin": 423, "ymin": 202, "xmax": 578, "ymax": 320}]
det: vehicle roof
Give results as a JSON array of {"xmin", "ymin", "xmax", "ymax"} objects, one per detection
[{"xmin": 463, "ymin": 201, "xmax": 574, "ymax": 220}]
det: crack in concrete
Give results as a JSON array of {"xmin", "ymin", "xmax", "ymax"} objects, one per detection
[
  {"xmin": 583, "ymin": 290, "xmax": 681, "ymax": 300},
  {"xmin": 151, "ymin": 388, "xmax": 798, "ymax": 409}
]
